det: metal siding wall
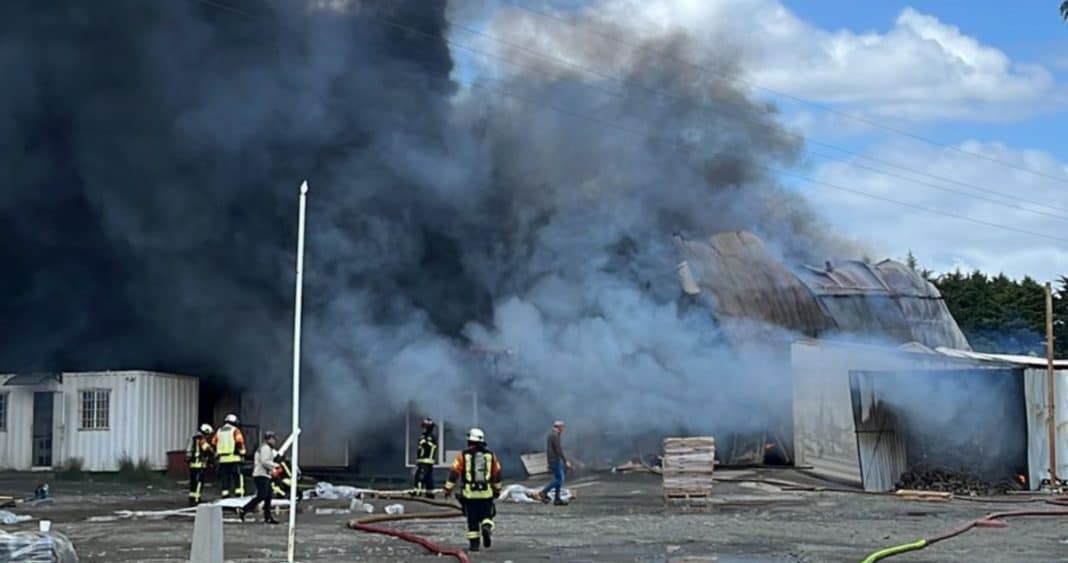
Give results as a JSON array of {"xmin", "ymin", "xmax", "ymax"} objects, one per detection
[
  {"xmin": 61, "ymin": 372, "xmax": 198, "ymax": 471},
  {"xmin": 792, "ymin": 341, "xmax": 966, "ymax": 485},
  {"xmin": 0, "ymin": 387, "xmax": 35, "ymax": 470},
  {"xmin": 241, "ymin": 391, "xmax": 348, "ymax": 467},
  {"xmin": 1024, "ymin": 368, "xmax": 1068, "ymax": 489},
  {"xmin": 138, "ymin": 373, "xmax": 197, "ymax": 470}
]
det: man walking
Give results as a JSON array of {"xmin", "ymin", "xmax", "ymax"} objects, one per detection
[
  {"xmin": 539, "ymin": 420, "xmax": 571, "ymax": 505},
  {"xmin": 238, "ymin": 431, "xmax": 280, "ymax": 524},
  {"xmin": 443, "ymin": 428, "xmax": 502, "ymax": 552}
]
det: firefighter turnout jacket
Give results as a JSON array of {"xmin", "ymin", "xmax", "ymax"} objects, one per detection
[
  {"xmin": 417, "ymin": 432, "xmax": 438, "ymax": 465},
  {"xmin": 212, "ymin": 424, "xmax": 246, "ymax": 463},
  {"xmin": 444, "ymin": 446, "xmax": 502, "ymax": 500},
  {"xmin": 187, "ymin": 434, "xmax": 214, "ymax": 469}
]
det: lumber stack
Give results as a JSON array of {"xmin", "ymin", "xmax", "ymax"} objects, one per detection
[{"xmin": 662, "ymin": 437, "xmax": 716, "ymax": 502}]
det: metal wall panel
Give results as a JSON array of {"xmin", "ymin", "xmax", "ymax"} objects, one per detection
[
  {"xmin": 1024, "ymin": 368, "xmax": 1068, "ymax": 489},
  {"xmin": 241, "ymin": 391, "xmax": 349, "ymax": 468},
  {"xmin": 0, "ymin": 371, "xmax": 197, "ymax": 472},
  {"xmin": 0, "ymin": 379, "xmax": 39, "ymax": 470},
  {"xmin": 791, "ymin": 340, "xmax": 971, "ymax": 486}
]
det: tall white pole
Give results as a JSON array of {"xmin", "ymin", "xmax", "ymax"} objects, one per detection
[{"xmin": 287, "ymin": 181, "xmax": 309, "ymax": 563}]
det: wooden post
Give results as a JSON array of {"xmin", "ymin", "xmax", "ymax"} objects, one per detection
[{"xmin": 1047, "ymin": 282, "xmax": 1058, "ymax": 484}]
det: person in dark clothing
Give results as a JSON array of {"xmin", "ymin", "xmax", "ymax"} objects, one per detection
[
  {"xmin": 443, "ymin": 428, "xmax": 502, "ymax": 552},
  {"xmin": 411, "ymin": 417, "xmax": 438, "ymax": 498},
  {"xmin": 238, "ymin": 431, "xmax": 280, "ymax": 524},
  {"xmin": 187, "ymin": 424, "xmax": 215, "ymax": 506},
  {"xmin": 539, "ymin": 420, "xmax": 572, "ymax": 505}
]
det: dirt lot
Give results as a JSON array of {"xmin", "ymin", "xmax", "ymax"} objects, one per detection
[{"xmin": 2, "ymin": 469, "xmax": 1067, "ymax": 562}]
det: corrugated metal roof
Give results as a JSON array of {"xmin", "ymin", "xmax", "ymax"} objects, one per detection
[
  {"xmin": 675, "ymin": 231, "xmax": 971, "ymax": 350},
  {"xmin": 936, "ymin": 347, "xmax": 1068, "ymax": 368}
]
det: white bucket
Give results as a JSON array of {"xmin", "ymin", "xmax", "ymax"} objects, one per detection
[{"xmin": 38, "ymin": 520, "xmax": 51, "ymax": 533}]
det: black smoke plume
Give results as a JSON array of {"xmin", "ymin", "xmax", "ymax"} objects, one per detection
[{"xmin": 2, "ymin": 0, "xmax": 851, "ymax": 455}]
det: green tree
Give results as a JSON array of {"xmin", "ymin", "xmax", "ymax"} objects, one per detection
[{"xmin": 1062, "ymin": 1, "xmax": 1068, "ymax": 21}]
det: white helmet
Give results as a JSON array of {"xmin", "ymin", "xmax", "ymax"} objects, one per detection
[
  {"xmin": 199, "ymin": 423, "xmax": 213, "ymax": 435},
  {"xmin": 224, "ymin": 413, "xmax": 238, "ymax": 425},
  {"xmin": 466, "ymin": 428, "xmax": 485, "ymax": 444}
]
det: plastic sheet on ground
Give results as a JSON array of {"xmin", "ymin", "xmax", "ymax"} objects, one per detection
[
  {"xmin": 0, "ymin": 530, "xmax": 78, "ymax": 563},
  {"xmin": 497, "ymin": 484, "xmax": 572, "ymax": 503},
  {"xmin": 113, "ymin": 497, "xmax": 292, "ymax": 520},
  {"xmin": 308, "ymin": 482, "xmax": 363, "ymax": 500},
  {"xmin": 0, "ymin": 511, "xmax": 31, "ymax": 525},
  {"xmin": 349, "ymin": 499, "xmax": 374, "ymax": 514}
]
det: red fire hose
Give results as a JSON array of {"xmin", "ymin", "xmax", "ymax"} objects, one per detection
[
  {"xmin": 861, "ymin": 507, "xmax": 1068, "ymax": 562},
  {"xmin": 347, "ymin": 495, "xmax": 470, "ymax": 563}
]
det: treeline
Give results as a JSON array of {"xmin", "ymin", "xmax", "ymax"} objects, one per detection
[{"xmin": 913, "ymin": 255, "xmax": 1068, "ymax": 355}]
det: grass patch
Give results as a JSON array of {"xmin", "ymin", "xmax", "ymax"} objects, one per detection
[
  {"xmin": 56, "ymin": 457, "xmax": 86, "ymax": 481},
  {"xmin": 115, "ymin": 455, "xmax": 166, "ymax": 485}
]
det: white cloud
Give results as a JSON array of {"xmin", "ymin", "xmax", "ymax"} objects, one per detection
[
  {"xmin": 806, "ymin": 140, "xmax": 1068, "ymax": 281},
  {"xmin": 473, "ymin": 0, "xmax": 1064, "ymax": 123}
]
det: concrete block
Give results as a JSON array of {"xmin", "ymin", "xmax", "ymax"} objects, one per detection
[{"xmin": 190, "ymin": 504, "xmax": 223, "ymax": 563}]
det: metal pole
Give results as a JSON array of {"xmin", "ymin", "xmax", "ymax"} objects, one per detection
[
  {"xmin": 472, "ymin": 390, "xmax": 478, "ymax": 428},
  {"xmin": 1047, "ymin": 282, "xmax": 1059, "ymax": 485},
  {"xmin": 287, "ymin": 181, "xmax": 309, "ymax": 562}
]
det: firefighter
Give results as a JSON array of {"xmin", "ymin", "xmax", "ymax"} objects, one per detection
[
  {"xmin": 187, "ymin": 424, "xmax": 215, "ymax": 506},
  {"xmin": 443, "ymin": 428, "xmax": 502, "ymax": 552},
  {"xmin": 411, "ymin": 417, "xmax": 438, "ymax": 498},
  {"xmin": 212, "ymin": 413, "xmax": 247, "ymax": 498}
]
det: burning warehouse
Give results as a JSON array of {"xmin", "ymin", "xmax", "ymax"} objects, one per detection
[{"xmin": 672, "ymin": 230, "xmax": 1068, "ymax": 493}]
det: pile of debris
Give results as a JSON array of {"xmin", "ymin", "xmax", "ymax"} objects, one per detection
[{"xmin": 896, "ymin": 467, "xmax": 1024, "ymax": 496}]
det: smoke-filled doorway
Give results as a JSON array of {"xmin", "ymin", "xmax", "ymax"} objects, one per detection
[{"xmin": 848, "ymin": 368, "xmax": 1028, "ymax": 493}]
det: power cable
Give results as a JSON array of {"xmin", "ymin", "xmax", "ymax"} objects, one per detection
[
  {"xmin": 443, "ymin": 15, "xmax": 1068, "ymax": 217},
  {"xmin": 191, "ymin": 0, "xmax": 1068, "ymax": 243},
  {"xmin": 495, "ymin": 0, "xmax": 1068, "ymax": 186},
  {"xmin": 428, "ymin": 60, "xmax": 1068, "ymax": 244}
]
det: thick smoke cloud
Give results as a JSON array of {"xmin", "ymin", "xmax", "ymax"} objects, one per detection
[{"xmin": 2, "ymin": 0, "xmax": 853, "ymax": 456}]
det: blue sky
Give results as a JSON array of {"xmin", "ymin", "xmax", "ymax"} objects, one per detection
[
  {"xmin": 785, "ymin": 0, "xmax": 1068, "ymax": 159},
  {"xmin": 455, "ymin": 0, "xmax": 1068, "ymax": 281}
]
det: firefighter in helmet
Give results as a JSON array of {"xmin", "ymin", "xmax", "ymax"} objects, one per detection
[
  {"xmin": 212, "ymin": 414, "xmax": 247, "ymax": 497},
  {"xmin": 443, "ymin": 428, "xmax": 502, "ymax": 552},
  {"xmin": 187, "ymin": 423, "xmax": 215, "ymax": 505},
  {"xmin": 411, "ymin": 417, "xmax": 438, "ymax": 498}
]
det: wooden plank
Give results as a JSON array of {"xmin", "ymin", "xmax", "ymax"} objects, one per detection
[{"xmin": 520, "ymin": 452, "xmax": 550, "ymax": 476}]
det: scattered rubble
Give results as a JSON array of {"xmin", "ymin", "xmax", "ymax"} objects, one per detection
[{"xmin": 895, "ymin": 467, "xmax": 1024, "ymax": 496}]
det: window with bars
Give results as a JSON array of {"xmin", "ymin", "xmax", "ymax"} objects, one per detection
[
  {"xmin": 80, "ymin": 389, "xmax": 110, "ymax": 430},
  {"xmin": 0, "ymin": 393, "xmax": 7, "ymax": 431}
]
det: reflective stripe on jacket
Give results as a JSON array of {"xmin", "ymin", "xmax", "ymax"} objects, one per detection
[
  {"xmin": 445, "ymin": 447, "xmax": 502, "ymax": 500},
  {"xmin": 417, "ymin": 435, "xmax": 437, "ymax": 465},
  {"xmin": 213, "ymin": 425, "xmax": 245, "ymax": 463}
]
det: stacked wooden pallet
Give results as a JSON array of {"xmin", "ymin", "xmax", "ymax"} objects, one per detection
[{"xmin": 662, "ymin": 436, "xmax": 716, "ymax": 502}]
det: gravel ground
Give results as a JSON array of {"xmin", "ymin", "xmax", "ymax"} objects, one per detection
[{"xmin": 2, "ymin": 470, "xmax": 1067, "ymax": 562}]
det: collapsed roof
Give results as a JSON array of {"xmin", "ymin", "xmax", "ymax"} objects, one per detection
[{"xmin": 674, "ymin": 231, "xmax": 971, "ymax": 351}]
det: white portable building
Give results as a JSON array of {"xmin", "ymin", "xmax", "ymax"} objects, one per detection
[{"xmin": 0, "ymin": 371, "xmax": 198, "ymax": 471}]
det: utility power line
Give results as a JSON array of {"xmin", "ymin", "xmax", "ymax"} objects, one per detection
[
  {"xmin": 494, "ymin": 0, "xmax": 1068, "ymax": 186},
  {"xmin": 190, "ymin": 0, "xmax": 1068, "ymax": 244},
  {"xmin": 403, "ymin": 17, "xmax": 1068, "ymax": 220}
]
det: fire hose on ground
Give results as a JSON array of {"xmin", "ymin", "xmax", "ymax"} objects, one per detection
[
  {"xmin": 860, "ymin": 506, "xmax": 1068, "ymax": 563},
  {"xmin": 347, "ymin": 491, "xmax": 470, "ymax": 563}
]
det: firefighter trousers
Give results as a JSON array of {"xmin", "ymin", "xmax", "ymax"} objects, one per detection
[
  {"xmin": 218, "ymin": 462, "xmax": 244, "ymax": 497},
  {"xmin": 413, "ymin": 463, "xmax": 434, "ymax": 496},
  {"xmin": 462, "ymin": 498, "xmax": 495, "ymax": 545},
  {"xmin": 188, "ymin": 467, "xmax": 206, "ymax": 503}
]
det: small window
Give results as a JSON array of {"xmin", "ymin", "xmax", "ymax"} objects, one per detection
[
  {"xmin": 80, "ymin": 389, "xmax": 110, "ymax": 430},
  {"xmin": 0, "ymin": 393, "xmax": 8, "ymax": 431}
]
